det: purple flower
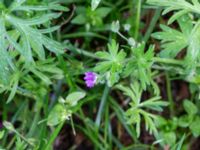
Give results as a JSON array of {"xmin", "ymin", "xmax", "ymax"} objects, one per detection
[{"xmin": 84, "ymin": 72, "xmax": 97, "ymax": 88}]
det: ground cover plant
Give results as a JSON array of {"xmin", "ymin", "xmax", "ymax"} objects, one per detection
[{"xmin": 0, "ymin": 0, "xmax": 200, "ymax": 149}]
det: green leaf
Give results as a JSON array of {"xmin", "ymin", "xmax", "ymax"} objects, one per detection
[
  {"xmin": 29, "ymin": 33, "xmax": 45, "ymax": 60},
  {"xmin": 178, "ymin": 15, "xmax": 193, "ymax": 37},
  {"xmin": 66, "ymin": 91, "xmax": 86, "ymax": 107},
  {"xmin": 30, "ymin": 68, "xmax": 52, "ymax": 85},
  {"xmin": 39, "ymin": 26, "xmax": 60, "ymax": 34},
  {"xmin": 96, "ymin": 51, "xmax": 110, "ymax": 60},
  {"xmin": 15, "ymin": 136, "xmax": 27, "ymax": 150},
  {"xmin": 123, "ymin": 44, "xmax": 154, "ymax": 90},
  {"xmin": 185, "ymin": 21, "xmax": 200, "ymax": 68},
  {"xmin": 47, "ymin": 104, "xmax": 69, "ymax": 126},
  {"xmin": 111, "ymin": 20, "xmax": 120, "ymax": 33},
  {"xmin": 71, "ymin": 14, "xmax": 87, "ymax": 25},
  {"xmin": 95, "ymin": 7, "xmax": 111, "ymax": 18},
  {"xmin": 155, "ymin": 116, "xmax": 167, "ymax": 127},
  {"xmin": 42, "ymin": 36, "xmax": 64, "ymax": 54},
  {"xmin": 0, "ymin": 130, "xmax": 5, "ymax": 139},
  {"xmin": 94, "ymin": 39, "xmax": 126, "ymax": 86},
  {"xmin": 189, "ymin": 116, "xmax": 200, "ymax": 137},
  {"xmin": 171, "ymin": 134, "xmax": 185, "ymax": 150},
  {"xmin": 3, "ymin": 121, "xmax": 15, "ymax": 131},
  {"xmin": 9, "ymin": 0, "xmax": 26, "ymax": 11},
  {"xmin": 91, "ymin": 0, "xmax": 101, "ymax": 11},
  {"xmin": 106, "ymin": 72, "xmax": 119, "ymax": 87},
  {"xmin": 7, "ymin": 74, "xmax": 19, "ymax": 103},
  {"xmin": 118, "ymin": 83, "xmax": 166, "ymax": 137},
  {"xmin": 178, "ymin": 115, "xmax": 193, "ymax": 127},
  {"xmin": 12, "ymin": 3, "xmax": 69, "ymax": 12},
  {"xmin": 152, "ymin": 23, "xmax": 188, "ymax": 58},
  {"xmin": 0, "ymin": 18, "xmax": 12, "ymax": 85},
  {"xmin": 6, "ymin": 13, "xmax": 61, "ymax": 26},
  {"xmin": 94, "ymin": 61, "xmax": 112, "ymax": 72},
  {"xmin": 168, "ymin": 10, "xmax": 188, "ymax": 24},
  {"xmin": 147, "ymin": 0, "xmax": 200, "ymax": 17},
  {"xmin": 163, "ymin": 131, "xmax": 176, "ymax": 146},
  {"xmin": 183, "ymin": 99, "xmax": 198, "ymax": 115}
]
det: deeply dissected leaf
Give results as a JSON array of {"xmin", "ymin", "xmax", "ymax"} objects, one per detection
[
  {"xmin": 185, "ymin": 21, "xmax": 200, "ymax": 69},
  {"xmin": 123, "ymin": 44, "xmax": 155, "ymax": 90},
  {"xmin": 147, "ymin": 0, "xmax": 200, "ymax": 20},
  {"xmin": 117, "ymin": 83, "xmax": 167, "ymax": 137},
  {"xmin": 94, "ymin": 39, "xmax": 126, "ymax": 86},
  {"xmin": 152, "ymin": 23, "xmax": 188, "ymax": 58}
]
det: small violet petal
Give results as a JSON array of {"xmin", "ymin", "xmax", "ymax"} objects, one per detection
[{"xmin": 84, "ymin": 72, "xmax": 97, "ymax": 88}]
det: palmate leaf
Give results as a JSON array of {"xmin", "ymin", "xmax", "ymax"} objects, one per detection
[
  {"xmin": 117, "ymin": 83, "xmax": 168, "ymax": 137},
  {"xmin": 95, "ymin": 39, "xmax": 126, "ymax": 71},
  {"xmin": 0, "ymin": 0, "xmax": 67, "ymax": 102},
  {"xmin": 149, "ymin": 0, "xmax": 200, "ymax": 70},
  {"xmin": 123, "ymin": 43, "xmax": 155, "ymax": 90},
  {"xmin": 152, "ymin": 15, "xmax": 193, "ymax": 58},
  {"xmin": 147, "ymin": 0, "xmax": 200, "ymax": 23},
  {"xmin": 152, "ymin": 15, "xmax": 200, "ymax": 69},
  {"xmin": 185, "ymin": 21, "xmax": 200, "ymax": 69},
  {"xmin": 5, "ymin": 13, "xmax": 64, "ymax": 60},
  {"xmin": 1, "ymin": 0, "xmax": 66, "ymax": 64},
  {"xmin": 94, "ymin": 39, "xmax": 126, "ymax": 86}
]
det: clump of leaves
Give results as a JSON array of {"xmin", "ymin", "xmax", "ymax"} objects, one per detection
[
  {"xmin": 94, "ymin": 39, "xmax": 126, "ymax": 86},
  {"xmin": 116, "ymin": 82, "xmax": 168, "ymax": 137},
  {"xmin": 123, "ymin": 43, "xmax": 156, "ymax": 91},
  {"xmin": 0, "ymin": 0, "xmax": 67, "ymax": 102}
]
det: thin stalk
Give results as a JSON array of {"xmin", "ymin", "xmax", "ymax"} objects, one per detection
[
  {"xmin": 44, "ymin": 121, "xmax": 64, "ymax": 150},
  {"xmin": 65, "ymin": 45, "xmax": 199, "ymax": 68},
  {"xmin": 144, "ymin": 8, "xmax": 162, "ymax": 42},
  {"xmin": 95, "ymin": 85, "xmax": 110, "ymax": 128},
  {"xmin": 70, "ymin": 117, "xmax": 76, "ymax": 135},
  {"xmin": 14, "ymin": 130, "xmax": 34, "ymax": 147},
  {"xmin": 117, "ymin": 31, "xmax": 129, "ymax": 41},
  {"xmin": 134, "ymin": 0, "xmax": 141, "ymax": 40},
  {"xmin": 27, "ymin": 106, "xmax": 41, "ymax": 138},
  {"xmin": 6, "ymin": 136, "xmax": 16, "ymax": 150},
  {"xmin": 153, "ymin": 57, "xmax": 184, "ymax": 65},
  {"xmin": 66, "ymin": 44, "xmax": 98, "ymax": 59}
]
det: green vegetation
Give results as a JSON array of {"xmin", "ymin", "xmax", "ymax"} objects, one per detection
[{"xmin": 0, "ymin": 0, "xmax": 200, "ymax": 149}]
